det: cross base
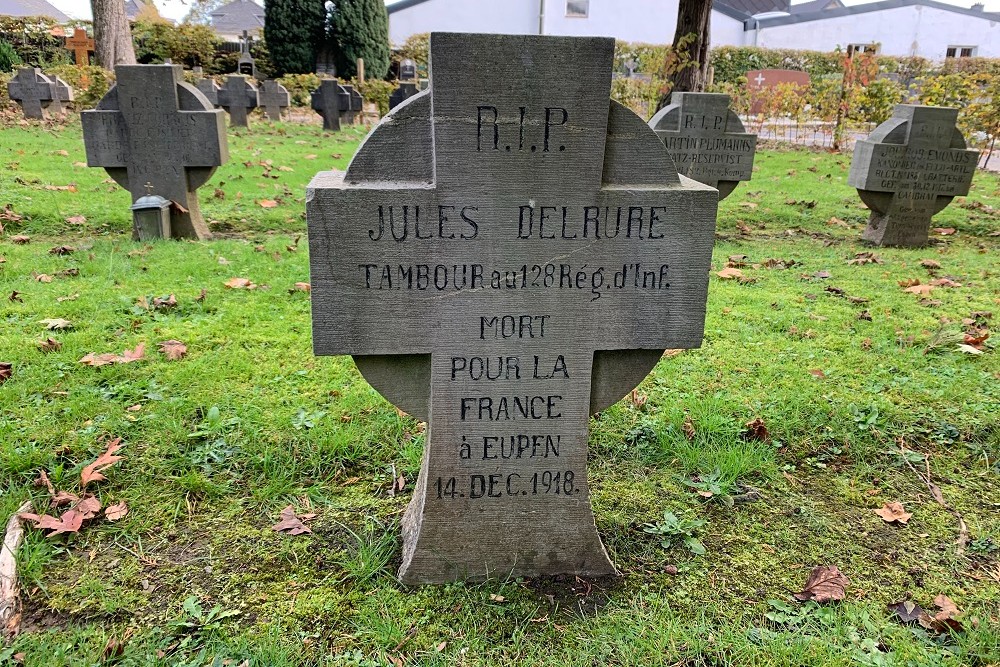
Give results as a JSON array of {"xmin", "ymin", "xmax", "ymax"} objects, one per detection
[{"xmin": 861, "ymin": 210, "xmax": 932, "ymax": 247}]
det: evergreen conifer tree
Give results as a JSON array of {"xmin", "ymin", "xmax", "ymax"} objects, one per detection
[
  {"xmin": 329, "ymin": 0, "xmax": 390, "ymax": 80},
  {"xmin": 265, "ymin": 0, "xmax": 327, "ymax": 76}
]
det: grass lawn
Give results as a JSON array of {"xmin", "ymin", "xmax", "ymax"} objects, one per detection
[{"xmin": 1, "ymin": 116, "xmax": 999, "ymax": 666}]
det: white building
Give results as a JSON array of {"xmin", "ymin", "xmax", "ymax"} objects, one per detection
[{"xmin": 386, "ymin": 0, "xmax": 1000, "ymax": 60}]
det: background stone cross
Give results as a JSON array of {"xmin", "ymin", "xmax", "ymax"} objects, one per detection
[
  {"xmin": 66, "ymin": 27, "xmax": 94, "ymax": 66},
  {"xmin": 649, "ymin": 92, "xmax": 757, "ymax": 200},
  {"xmin": 7, "ymin": 68, "xmax": 58, "ymax": 119},
  {"xmin": 340, "ymin": 84, "xmax": 363, "ymax": 124},
  {"xmin": 82, "ymin": 64, "xmax": 228, "ymax": 240},
  {"xmin": 196, "ymin": 78, "xmax": 220, "ymax": 107},
  {"xmin": 307, "ymin": 33, "xmax": 717, "ymax": 584},
  {"xmin": 258, "ymin": 80, "xmax": 290, "ymax": 121},
  {"xmin": 311, "ymin": 80, "xmax": 344, "ymax": 131},
  {"xmin": 217, "ymin": 75, "xmax": 258, "ymax": 128},
  {"xmin": 848, "ymin": 105, "xmax": 978, "ymax": 247},
  {"xmin": 48, "ymin": 76, "xmax": 74, "ymax": 116}
]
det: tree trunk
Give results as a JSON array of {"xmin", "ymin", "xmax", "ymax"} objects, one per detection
[
  {"xmin": 92, "ymin": 0, "xmax": 137, "ymax": 68},
  {"xmin": 656, "ymin": 0, "xmax": 712, "ymax": 111}
]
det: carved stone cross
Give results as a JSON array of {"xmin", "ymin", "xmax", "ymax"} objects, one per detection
[
  {"xmin": 82, "ymin": 65, "xmax": 228, "ymax": 240},
  {"xmin": 311, "ymin": 80, "xmax": 345, "ymax": 131},
  {"xmin": 258, "ymin": 80, "xmax": 290, "ymax": 121},
  {"xmin": 7, "ymin": 68, "xmax": 58, "ymax": 119},
  {"xmin": 218, "ymin": 75, "xmax": 258, "ymax": 128},
  {"xmin": 649, "ymin": 92, "xmax": 757, "ymax": 200},
  {"xmin": 849, "ymin": 105, "xmax": 978, "ymax": 247},
  {"xmin": 66, "ymin": 27, "xmax": 94, "ymax": 66},
  {"xmin": 196, "ymin": 78, "xmax": 221, "ymax": 107},
  {"xmin": 307, "ymin": 33, "xmax": 717, "ymax": 584}
]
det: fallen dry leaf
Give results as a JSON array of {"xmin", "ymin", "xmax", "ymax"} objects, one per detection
[
  {"xmin": 73, "ymin": 495, "xmax": 102, "ymax": 520},
  {"xmin": 889, "ymin": 599, "xmax": 925, "ymax": 624},
  {"xmin": 224, "ymin": 277, "xmax": 257, "ymax": 290},
  {"xmin": 34, "ymin": 273, "xmax": 52, "ymax": 283},
  {"xmin": 151, "ymin": 294, "xmax": 177, "ymax": 309},
  {"xmin": 291, "ymin": 282, "xmax": 311, "ymax": 293},
  {"xmin": 956, "ymin": 344, "xmax": 984, "ymax": 355},
  {"xmin": 271, "ymin": 505, "xmax": 313, "ymax": 535},
  {"xmin": 65, "ymin": 215, "xmax": 86, "ymax": 225},
  {"xmin": 932, "ymin": 227, "xmax": 956, "ymax": 236},
  {"xmin": 11, "ymin": 235, "xmax": 30, "ymax": 244},
  {"xmin": 682, "ymin": 415, "xmax": 696, "ymax": 441},
  {"xmin": 80, "ymin": 438, "xmax": 124, "ymax": 486},
  {"xmin": 793, "ymin": 565, "xmax": 849, "ymax": 603},
  {"xmin": 0, "ymin": 362, "xmax": 12, "ymax": 384},
  {"xmin": 105, "ymin": 501, "xmax": 129, "ymax": 521},
  {"xmin": 80, "ymin": 343, "xmax": 146, "ymax": 367},
  {"xmin": 40, "ymin": 318, "xmax": 72, "ymax": 330},
  {"xmin": 808, "ymin": 369, "xmax": 826, "ymax": 379},
  {"xmin": 159, "ymin": 340, "xmax": 187, "ymax": 360},
  {"xmin": 258, "ymin": 199, "xmax": 279, "ymax": 208},
  {"xmin": 874, "ymin": 501, "xmax": 913, "ymax": 524},
  {"xmin": 741, "ymin": 417, "xmax": 770, "ymax": 442},
  {"xmin": 929, "ymin": 278, "xmax": 961, "ymax": 288},
  {"xmin": 716, "ymin": 267, "xmax": 744, "ymax": 280},
  {"xmin": 920, "ymin": 259, "xmax": 942, "ymax": 269},
  {"xmin": 19, "ymin": 509, "xmax": 84, "ymax": 537},
  {"xmin": 904, "ymin": 284, "xmax": 934, "ymax": 296},
  {"xmin": 49, "ymin": 245, "xmax": 75, "ymax": 256},
  {"xmin": 38, "ymin": 337, "xmax": 62, "ymax": 352}
]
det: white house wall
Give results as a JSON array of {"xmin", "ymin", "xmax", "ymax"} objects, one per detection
[
  {"xmin": 755, "ymin": 5, "xmax": 1000, "ymax": 58},
  {"xmin": 389, "ymin": 0, "xmax": 748, "ymax": 47}
]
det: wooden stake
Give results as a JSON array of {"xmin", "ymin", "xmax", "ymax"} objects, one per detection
[
  {"xmin": 1, "ymin": 501, "xmax": 32, "ymax": 638},
  {"xmin": 357, "ymin": 58, "xmax": 365, "ymax": 83}
]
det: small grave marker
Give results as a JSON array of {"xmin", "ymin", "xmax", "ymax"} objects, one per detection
[
  {"xmin": 82, "ymin": 64, "xmax": 228, "ymax": 240},
  {"xmin": 341, "ymin": 84, "xmax": 363, "ymax": 124},
  {"xmin": 217, "ymin": 75, "xmax": 258, "ymax": 128},
  {"xmin": 7, "ymin": 68, "xmax": 59, "ymax": 119},
  {"xmin": 311, "ymin": 80, "xmax": 345, "ymax": 131},
  {"xmin": 48, "ymin": 76, "xmax": 74, "ymax": 116},
  {"xmin": 237, "ymin": 30, "xmax": 256, "ymax": 77},
  {"xmin": 307, "ymin": 33, "xmax": 717, "ymax": 583},
  {"xmin": 196, "ymin": 78, "xmax": 221, "ymax": 107},
  {"xmin": 258, "ymin": 80, "xmax": 290, "ymax": 121},
  {"xmin": 849, "ymin": 104, "xmax": 977, "ymax": 247},
  {"xmin": 66, "ymin": 27, "xmax": 94, "ymax": 66},
  {"xmin": 649, "ymin": 92, "xmax": 756, "ymax": 200}
]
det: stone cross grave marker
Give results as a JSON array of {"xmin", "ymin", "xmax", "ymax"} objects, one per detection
[
  {"xmin": 66, "ymin": 27, "xmax": 94, "ymax": 66},
  {"xmin": 649, "ymin": 92, "xmax": 757, "ymax": 200},
  {"xmin": 196, "ymin": 78, "xmax": 221, "ymax": 107},
  {"xmin": 311, "ymin": 80, "xmax": 344, "ymax": 131},
  {"xmin": 82, "ymin": 64, "xmax": 228, "ymax": 240},
  {"xmin": 341, "ymin": 84, "xmax": 363, "ymax": 124},
  {"xmin": 238, "ymin": 30, "xmax": 256, "ymax": 77},
  {"xmin": 389, "ymin": 82, "xmax": 420, "ymax": 111},
  {"xmin": 307, "ymin": 33, "xmax": 717, "ymax": 584},
  {"xmin": 7, "ymin": 68, "xmax": 57, "ymax": 119},
  {"xmin": 48, "ymin": 76, "xmax": 74, "ymax": 116},
  {"xmin": 848, "ymin": 104, "xmax": 977, "ymax": 247},
  {"xmin": 258, "ymin": 80, "xmax": 290, "ymax": 121},
  {"xmin": 218, "ymin": 75, "xmax": 258, "ymax": 128}
]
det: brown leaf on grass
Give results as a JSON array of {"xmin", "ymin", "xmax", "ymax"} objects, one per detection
[
  {"xmin": 847, "ymin": 252, "xmax": 882, "ymax": 265},
  {"xmin": 929, "ymin": 278, "xmax": 962, "ymax": 288},
  {"xmin": 11, "ymin": 235, "xmax": 31, "ymax": 244},
  {"xmin": 38, "ymin": 337, "xmax": 62, "ymax": 352},
  {"xmin": 224, "ymin": 277, "xmax": 257, "ymax": 290},
  {"xmin": 80, "ymin": 438, "xmax": 124, "ymax": 486},
  {"xmin": 809, "ymin": 369, "xmax": 826, "ymax": 379},
  {"xmin": 793, "ymin": 565, "xmax": 849, "ymax": 603},
  {"xmin": 716, "ymin": 267, "xmax": 744, "ymax": 280},
  {"xmin": 50, "ymin": 491, "xmax": 79, "ymax": 508},
  {"xmin": 904, "ymin": 284, "xmax": 934, "ymax": 296},
  {"xmin": 920, "ymin": 259, "xmax": 942, "ymax": 269},
  {"xmin": 291, "ymin": 282, "xmax": 311, "ymax": 293},
  {"xmin": 80, "ymin": 343, "xmax": 145, "ymax": 367},
  {"xmin": 56, "ymin": 267, "xmax": 79, "ymax": 278},
  {"xmin": 159, "ymin": 340, "xmax": 187, "ymax": 361},
  {"xmin": 682, "ymin": 415, "xmax": 696, "ymax": 441},
  {"xmin": 271, "ymin": 505, "xmax": 313, "ymax": 535},
  {"xmin": 932, "ymin": 227, "xmax": 956, "ymax": 236},
  {"xmin": 196, "ymin": 288, "xmax": 207, "ymax": 302},
  {"xmin": 258, "ymin": 199, "xmax": 279, "ymax": 208},
  {"xmin": 40, "ymin": 318, "xmax": 72, "ymax": 330},
  {"xmin": 73, "ymin": 495, "xmax": 102, "ymax": 520},
  {"xmin": 918, "ymin": 595, "xmax": 964, "ymax": 633},
  {"xmin": 34, "ymin": 469, "xmax": 56, "ymax": 495},
  {"xmin": 826, "ymin": 216, "xmax": 850, "ymax": 228},
  {"xmin": 19, "ymin": 509, "xmax": 84, "ymax": 536},
  {"xmin": 43, "ymin": 184, "xmax": 77, "ymax": 192},
  {"xmin": 0, "ymin": 362, "xmax": 12, "ymax": 384},
  {"xmin": 65, "ymin": 214, "xmax": 86, "ymax": 225},
  {"xmin": 48, "ymin": 245, "xmax": 75, "ymax": 256},
  {"xmin": 33, "ymin": 273, "xmax": 52, "ymax": 283},
  {"xmin": 9, "ymin": 290, "xmax": 22, "ymax": 302},
  {"xmin": 0, "ymin": 204, "xmax": 23, "ymax": 222},
  {"xmin": 898, "ymin": 278, "xmax": 921, "ymax": 287},
  {"xmin": 889, "ymin": 599, "xmax": 925, "ymax": 624},
  {"xmin": 151, "ymin": 294, "xmax": 177, "ymax": 309},
  {"xmin": 741, "ymin": 417, "xmax": 770, "ymax": 442},
  {"xmin": 105, "ymin": 501, "xmax": 129, "ymax": 521},
  {"xmin": 874, "ymin": 501, "xmax": 913, "ymax": 524}
]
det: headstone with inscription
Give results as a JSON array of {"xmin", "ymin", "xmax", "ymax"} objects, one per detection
[
  {"xmin": 258, "ymin": 80, "xmax": 290, "ymax": 121},
  {"xmin": 7, "ymin": 68, "xmax": 58, "ymax": 119},
  {"xmin": 307, "ymin": 33, "xmax": 717, "ymax": 584},
  {"xmin": 649, "ymin": 92, "xmax": 756, "ymax": 200},
  {"xmin": 196, "ymin": 78, "xmax": 221, "ymax": 107},
  {"xmin": 849, "ymin": 104, "xmax": 977, "ymax": 247},
  {"xmin": 66, "ymin": 27, "xmax": 94, "ymax": 66},
  {"xmin": 82, "ymin": 64, "xmax": 228, "ymax": 240},
  {"xmin": 217, "ymin": 75, "xmax": 258, "ymax": 128},
  {"xmin": 745, "ymin": 69, "xmax": 810, "ymax": 114}
]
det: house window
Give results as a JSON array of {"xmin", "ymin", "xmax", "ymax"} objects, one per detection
[
  {"xmin": 566, "ymin": 0, "xmax": 589, "ymax": 17},
  {"xmin": 946, "ymin": 46, "xmax": 976, "ymax": 58},
  {"xmin": 847, "ymin": 43, "xmax": 879, "ymax": 56}
]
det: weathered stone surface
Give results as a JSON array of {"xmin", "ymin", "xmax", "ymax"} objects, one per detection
[
  {"xmin": 82, "ymin": 64, "xmax": 228, "ymax": 240},
  {"xmin": 258, "ymin": 80, "xmax": 290, "ymax": 121},
  {"xmin": 340, "ymin": 84, "xmax": 363, "ymax": 124},
  {"xmin": 649, "ymin": 92, "xmax": 756, "ymax": 200},
  {"xmin": 48, "ymin": 76, "xmax": 74, "ymax": 116},
  {"xmin": 196, "ymin": 78, "xmax": 221, "ymax": 107},
  {"xmin": 7, "ymin": 68, "xmax": 58, "ymax": 119},
  {"xmin": 217, "ymin": 75, "xmax": 258, "ymax": 128},
  {"xmin": 307, "ymin": 33, "xmax": 717, "ymax": 584},
  {"xmin": 848, "ymin": 104, "xmax": 977, "ymax": 247}
]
